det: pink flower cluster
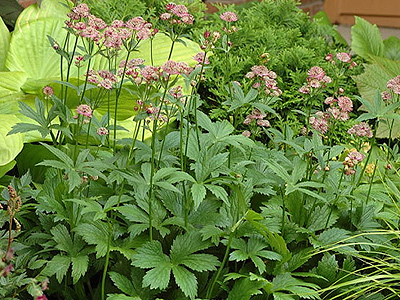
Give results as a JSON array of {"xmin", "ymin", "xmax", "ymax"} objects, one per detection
[
  {"xmin": 343, "ymin": 151, "xmax": 365, "ymax": 175},
  {"xmin": 220, "ymin": 11, "xmax": 238, "ymax": 22},
  {"xmin": 325, "ymin": 52, "xmax": 358, "ymax": 68},
  {"xmin": 347, "ymin": 122, "xmax": 373, "ymax": 138},
  {"xmin": 299, "ymin": 66, "xmax": 331, "ymax": 93},
  {"xmin": 160, "ymin": 3, "xmax": 194, "ymax": 25},
  {"xmin": 245, "ymin": 65, "xmax": 282, "ymax": 97},
  {"xmin": 193, "ymin": 52, "xmax": 210, "ymax": 66},
  {"xmin": 243, "ymin": 109, "xmax": 271, "ymax": 127},
  {"xmin": 309, "ymin": 111, "xmax": 330, "ymax": 134},
  {"xmin": 66, "ymin": 4, "xmax": 155, "ymax": 49},
  {"xmin": 386, "ymin": 75, "xmax": 400, "ymax": 94},
  {"xmin": 87, "ymin": 69, "xmax": 118, "ymax": 90},
  {"xmin": 76, "ymin": 104, "xmax": 93, "ymax": 118},
  {"xmin": 120, "ymin": 60, "xmax": 192, "ymax": 85},
  {"xmin": 324, "ymin": 95, "xmax": 353, "ymax": 121},
  {"xmin": 200, "ymin": 30, "xmax": 221, "ymax": 50}
]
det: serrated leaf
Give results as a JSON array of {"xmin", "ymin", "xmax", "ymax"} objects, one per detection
[
  {"xmin": 50, "ymin": 224, "xmax": 74, "ymax": 254},
  {"xmin": 42, "ymin": 255, "xmax": 71, "ymax": 283},
  {"xmin": 132, "ymin": 241, "xmax": 170, "ymax": 269},
  {"xmin": 384, "ymin": 36, "xmax": 400, "ymax": 60},
  {"xmin": 307, "ymin": 205, "xmax": 338, "ymax": 232},
  {"xmin": 172, "ymin": 266, "xmax": 197, "ymax": 299},
  {"xmin": 142, "ymin": 265, "xmax": 171, "ymax": 290},
  {"xmin": 351, "ymin": 16, "xmax": 384, "ymax": 60},
  {"xmin": 107, "ymin": 295, "xmax": 141, "ymax": 300},
  {"xmin": 179, "ymin": 254, "xmax": 219, "ymax": 272},
  {"xmin": 71, "ymin": 255, "xmax": 88, "ymax": 284},
  {"xmin": 316, "ymin": 254, "xmax": 338, "ymax": 283},
  {"xmin": 74, "ymin": 222, "xmax": 110, "ymax": 258},
  {"xmin": 191, "ymin": 182, "xmax": 206, "ymax": 210},
  {"xmin": 109, "ymin": 272, "xmax": 136, "ymax": 295},
  {"xmin": 205, "ymin": 184, "xmax": 229, "ymax": 205}
]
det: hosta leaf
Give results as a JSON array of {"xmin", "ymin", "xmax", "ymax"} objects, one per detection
[
  {"xmin": 0, "ymin": 160, "xmax": 16, "ymax": 179},
  {"xmin": 71, "ymin": 255, "xmax": 89, "ymax": 284},
  {"xmin": 0, "ymin": 114, "xmax": 24, "ymax": 166},
  {"xmin": 351, "ymin": 16, "xmax": 384, "ymax": 60},
  {"xmin": 0, "ymin": 71, "xmax": 27, "ymax": 97},
  {"xmin": 0, "ymin": 17, "xmax": 10, "ymax": 71},
  {"xmin": 172, "ymin": 266, "xmax": 197, "ymax": 299}
]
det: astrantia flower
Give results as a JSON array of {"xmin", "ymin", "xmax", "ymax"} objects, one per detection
[
  {"xmin": 242, "ymin": 130, "xmax": 251, "ymax": 137},
  {"xmin": 35, "ymin": 294, "xmax": 48, "ymax": 300},
  {"xmin": 171, "ymin": 4, "xmax": 189, "ymax": 17},
  {"xmin": 309, "ymin": 111, "xmax": 329, "ymax": 134},
  {"xmin": 307, "ymin": 66, "xmax": 325, "ymax": 80},
  {"xmin": 76, "ymin": 104, "xmax": 92, "ymax": 118},
  {"xmin": 387, "ymin": 75, "xmax": 400, "ymax": 94},
  {"xmin": 97, "ymin": 127, "xmax": 109, "ymax": 135},
  {"xmin": 42, "ymin": 86, "xmax": 54, "ymax": 96},
  {"xmin": 347, "ymin": 122, "xmax": 373, "ymax": 138},
  {"xmin": 257, "ymin": 119, "xmax": 270, "ymax": 127},
  {"xmin": 193, "ymin": 52, "xmax": 210, "ymax": 65},
  {"xmin": 381, "ymin": 91, "xmax": 392, "ymax": 100},
  {"xmin": 337, "ymin": 96, "xmax": 353, "ymax": 112},
  {"xmin": 220, "ymin": 11, "xmax": 238, "ymax": 22},
  {"xmin": 336, "ymin": 52, "xmax": 352, "ymax": 63}
]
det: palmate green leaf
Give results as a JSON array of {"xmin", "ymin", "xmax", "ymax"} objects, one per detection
[
  {"xmin": 38, "ymin": 142, "xmax": 73, "ymax": 167},
  {"xmin": 74, "ymin": 221, "xmax": 111, "ymax": 258},
  {"xmin": 307, "ymin": 205, "xmax": 338, "ymax": 232},
  {"xmin": 316, "ymin": 254, "xmax": 338, "ymax": 283},
  {"xmin": 42, "ymin": 254, "xmax": 71, "ymax": 283},
  {"xmin": 0, "ymin": 114, "xmax": 24, "ymax": 166},
  {"xmin": 50, "ymin": 224, "xmax": 74, "ymax": 254},
  {"xmin": 191, "ymin": 182, "xmax": 207, "ymax": 210},
  {"xmin": 310, "ymin": 227, "xmax": 352, "ymax": 248},
  {"xmin": 109, "ymin": 272, "xmax": 137, "ymax": 296},
  {"xmin": 205, "ymin": 184, "xmax": 229, "ymax": 206},
  {"xmin": 132, "ymin": 241, "xmax": 170, "ymax": 269},
  {"xmin": 179, "ymin": 253, "xmax": 219, "ymax": 272},
  {"xmin": 0, "ymin": 17, "xmax": 10, "ymax": 71},
  {"xmin": 142, "ymin": 266, "xmax": 171, "ymax": 290},
  {"xmin": 172, "ymin": 265, "xmax": 197, "ymax": 299},
  {"xmin": 227, "ymin": 277, "xmax": 264, "ymax": 300},
  {"xmin": 107, "ymin": 295, "xmax": 141, "ymax": 300},
  {"xmin": 71, "ymin": 255, "xmax": 89, "ymax": 284},
  {"xmin": 351, "ymin": 16, "xmax": 384, "ymax": 60}
]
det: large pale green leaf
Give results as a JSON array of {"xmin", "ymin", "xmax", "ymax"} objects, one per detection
[
  {"xmin": 0, "ymin": 114, "xmax": 24, "ymax": 166},
  {"xmin": 5, "ymin": 0, "xmax": 73, "ymax": 91},
  {"xmin": 0, "ymin": 71, "xmax": 27, "ymax": 98},
  {"xmin": 0, "ymin": 160, "xmax": 16, "ymax": 179},
  {"xmin": 0, "ymin": 17, "xmax": 10, "ymax": 71},
  {"xmin": 383, "ymin": 36, "xmax": 400, "ymax": 61},
  {"xmin": 351, "ymin": 16, "xmax": 384, "ymax": 60},
  {"xmin": 354, "ymin": 57, "xmax": 400, "ymax": 103}
]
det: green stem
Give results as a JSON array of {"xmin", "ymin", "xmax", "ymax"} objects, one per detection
[
  {"xmin": 365, "ymin": 159, "xmax": 378, "ymax": 206},
  {"xmin": 206, "ymin": 234, "xmax": 233, "ymax": 299},
  {"xmin": 101, "ymin": 231, "xmax": 111, "ymax": 300}
]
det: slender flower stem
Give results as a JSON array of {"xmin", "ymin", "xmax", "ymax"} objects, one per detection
[{"xmin": 206, "ymin": 234, "xmax": 233, "ymax": 299}]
